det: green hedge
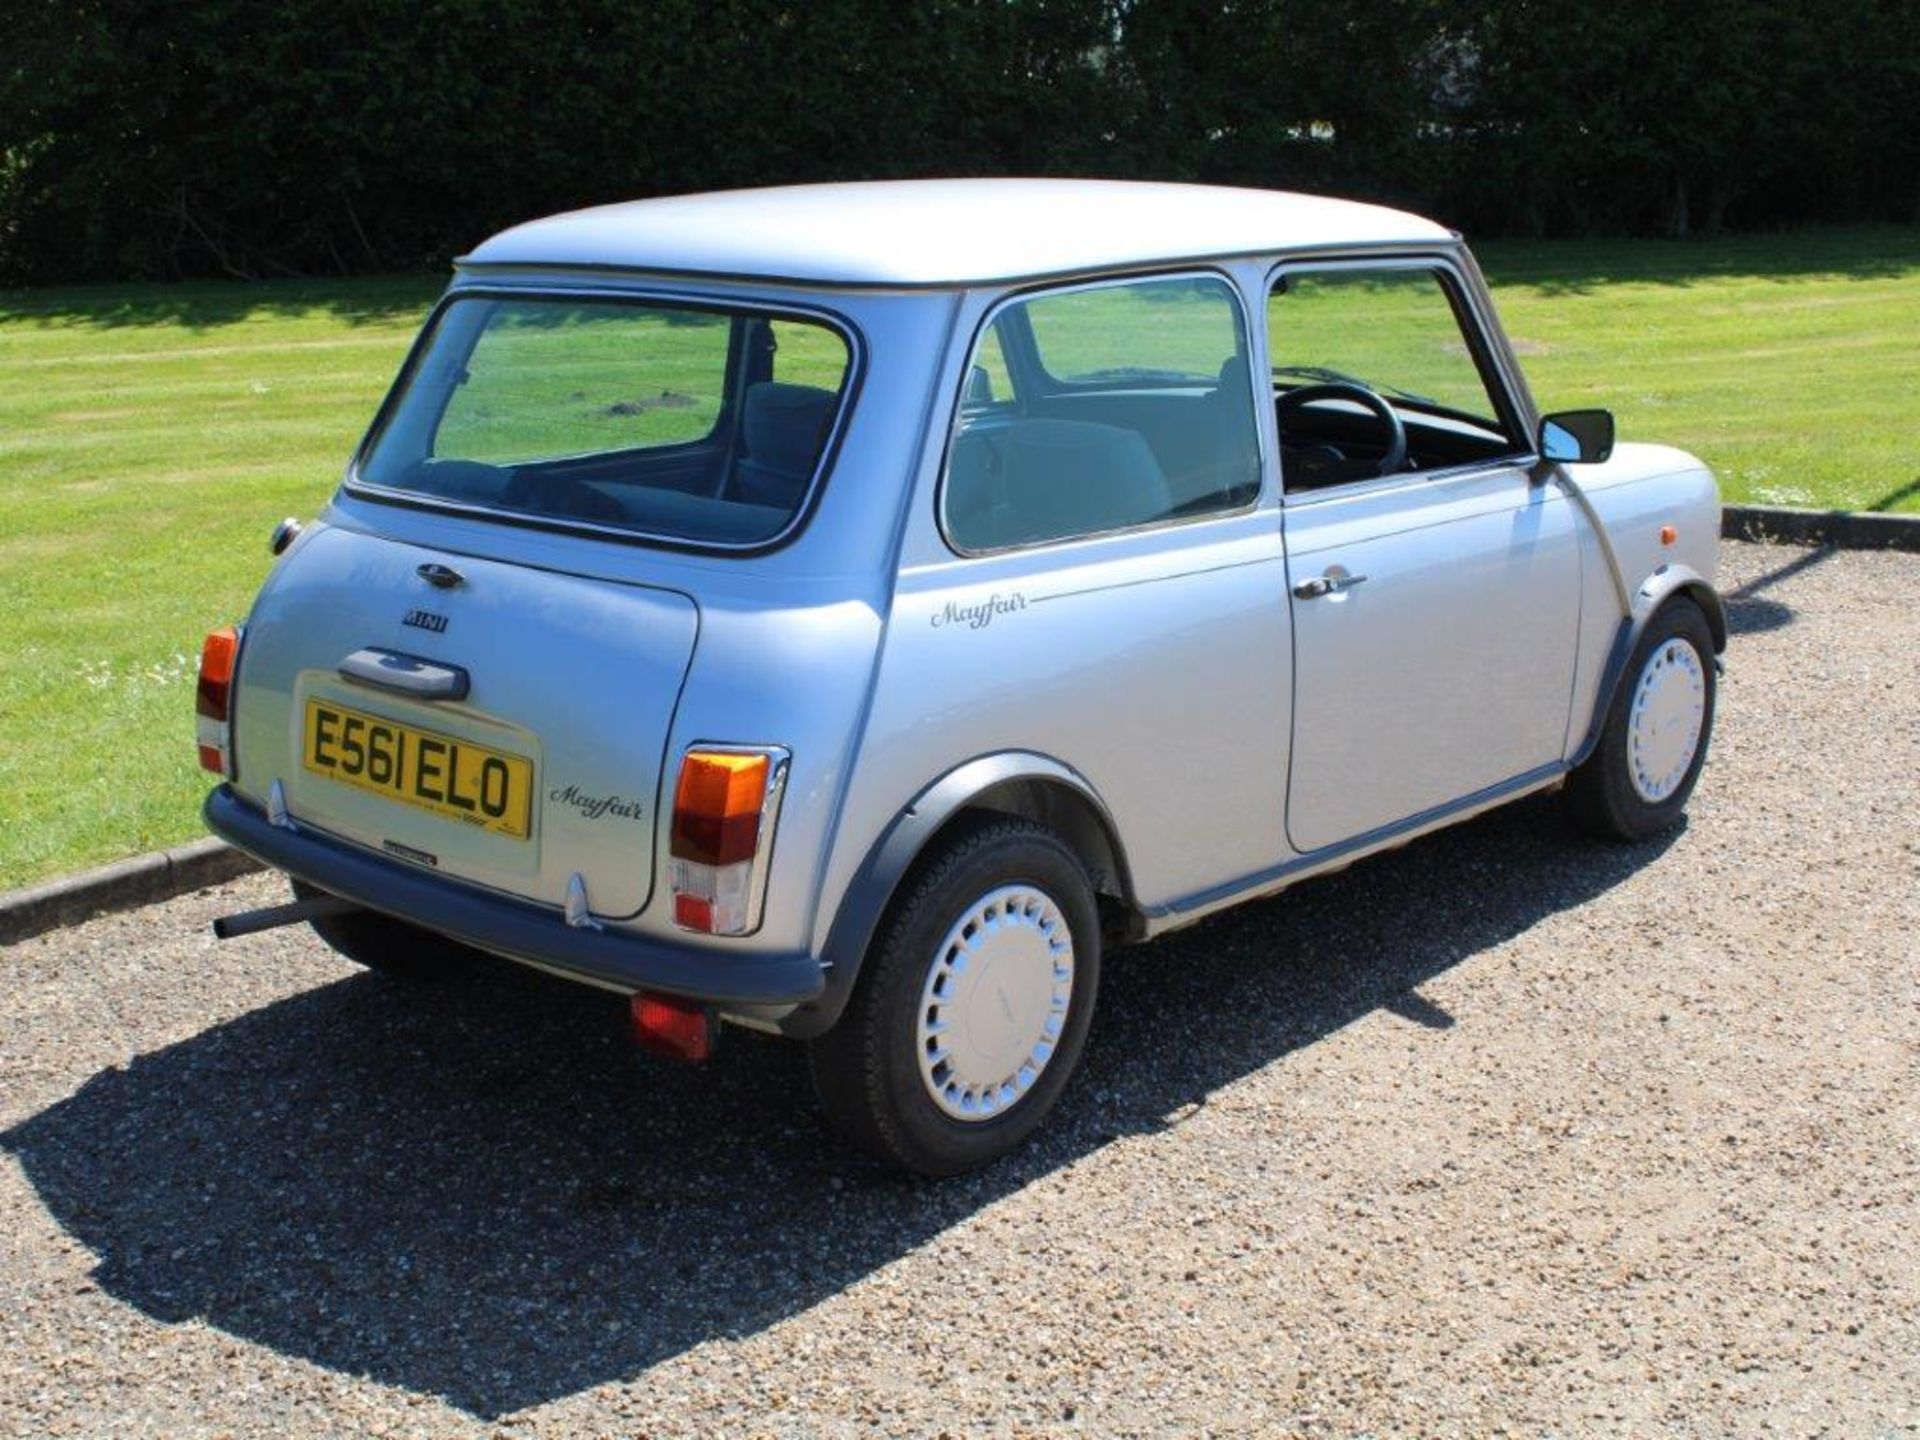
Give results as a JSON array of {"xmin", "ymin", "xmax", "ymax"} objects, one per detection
[{"xmin": 3, "ymin": 0, "xmax": 1915, "ymax": 284}]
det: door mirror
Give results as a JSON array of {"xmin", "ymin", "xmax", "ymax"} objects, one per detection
[{"xmin": 1538, "ymin": 408, "xmax": 1615, "ymax": 464}]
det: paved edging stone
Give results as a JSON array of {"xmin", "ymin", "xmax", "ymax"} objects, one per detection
[
  {"xmin": 1722, "ymin": 502, "xmax": 1920, "ymax": 551},
  {"xmin": 0, "ymin": 839, "xmax": 262, "ymax": 947}
]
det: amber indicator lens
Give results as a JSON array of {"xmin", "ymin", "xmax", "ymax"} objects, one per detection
[
  {"xmin": 670, "ymin": 751, "xmax": 770, "ymax": 867},
  {"xmin": 197, "ymin": 626, "xmax": 240, "ymax": 721},
  {"xmin": 196, "ymin": 624, "xmax": 243, "ymax": 777}
]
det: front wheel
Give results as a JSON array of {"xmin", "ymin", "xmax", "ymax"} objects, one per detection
[
  {"xmin": 808, "ymin": 818, "xmax": 1101, "ymax": 1176},
  {"xmin": 1565, "ymin": 598, "xmax": 1718, "ymax": 841}
]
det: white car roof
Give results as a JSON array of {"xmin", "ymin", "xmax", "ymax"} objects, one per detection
[{"xmin": 462, "ymin": 179, "xmax": 1455, "ymax": 288}]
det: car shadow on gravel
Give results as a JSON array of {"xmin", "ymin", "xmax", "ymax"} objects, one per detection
[
  {"xmin": 3, "ymin": 794, "xmax": 1676, "ymax": 1418},
  {"xmin": 1723, "ymin": 542, "xmax": 1836, "ymax": 637}
]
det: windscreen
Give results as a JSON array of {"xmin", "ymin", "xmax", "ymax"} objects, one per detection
[{"xmin": 357, "ymin": 296, "xmax": 853, "ymax": 546}]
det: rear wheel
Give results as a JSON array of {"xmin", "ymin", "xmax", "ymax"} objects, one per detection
[
  {"xmin": 291, "ymin": 878, "xmax": 486, "ymax": 980},
  {"xmin": 808, "ymin": 818, "xmax": 1101, "ymax": 1176},
  {"xmin": 1565, "ymin": 598, "xmax": 1717, "ymax": 841}
]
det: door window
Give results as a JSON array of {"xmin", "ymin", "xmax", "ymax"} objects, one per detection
[{"xmin": 1267, "ymin": 268, "xmax": 1525, "ymax": 493}]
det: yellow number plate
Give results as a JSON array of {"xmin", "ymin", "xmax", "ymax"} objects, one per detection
[{"xmin": 302, "ymin": 697, "xmax": 534, "ymax": 840}]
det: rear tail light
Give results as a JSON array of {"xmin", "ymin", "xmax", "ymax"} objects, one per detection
[
  {"xmin": 196, "ymin": 625, "xmax": 243, "ymax": 776},
  {"xmin": 668, "ymin": 745, "xmax": 789, "ymax": 935}
]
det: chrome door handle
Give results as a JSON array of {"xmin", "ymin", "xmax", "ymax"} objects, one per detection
[{"xmin": 1292, "ymin": 572, "xmax": 1368, "ymax": 600}]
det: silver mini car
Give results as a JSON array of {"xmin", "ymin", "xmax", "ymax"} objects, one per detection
[{"xmin": 200, "ymin": 180, "xmax": 1724, "ymax": 1174}]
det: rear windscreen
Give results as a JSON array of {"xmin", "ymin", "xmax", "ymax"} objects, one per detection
[{"xmin": 355, "ymin": 296, "xmax": 853, "ymax": 546}]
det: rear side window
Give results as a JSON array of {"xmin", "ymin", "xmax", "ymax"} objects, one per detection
[
  {"xmin": 356, "ymin": 297, "xmax": 852, "ymax": 546},
  {"xmin": 1027, "ymin": 278, "xmax": 1246, "ymax": 387},
  {"xmin": 944, "ymin": 275, "xmax": 1259, "ymax": 553}
]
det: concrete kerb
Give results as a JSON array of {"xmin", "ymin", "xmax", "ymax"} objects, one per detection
[
  {"xmin": 1722, "ymin": 503, "xmax": 1920, "ymax": 551},
  {"xmin": 1, "ymin": 838, "xmax": 262, "ymax": 946}
]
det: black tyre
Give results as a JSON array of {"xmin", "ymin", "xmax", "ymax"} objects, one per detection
[
  {"xmin": 808, "ymin": 817, "xmax": 1101, "ymax": 1177},
  {"xmin": 291, "ymin": 878, "xmax": 487, "ymax": 980},
  {"xmin": 1565, "ymin": 598, "xmax": 1717, "ymax": 842}
]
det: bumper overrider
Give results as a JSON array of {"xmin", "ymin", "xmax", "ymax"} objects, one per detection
[{"xmin": 202, "ymin": 785, "xmax": 826, "ymax": 1006}]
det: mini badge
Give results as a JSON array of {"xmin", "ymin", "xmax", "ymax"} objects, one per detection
[{"xmin": 403, "ymin": 608, "xmax": 449, "ymax": 634}]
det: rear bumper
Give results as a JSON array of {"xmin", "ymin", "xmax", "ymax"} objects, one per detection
[{"xmin": 203, "ymin": 786, "xmax": 826, "ymax": 1007}]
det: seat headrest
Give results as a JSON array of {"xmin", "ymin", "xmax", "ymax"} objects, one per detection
[
  {"xmin": 991, "ymin": 419, "xmax": 1170, "ymax": 547},
  {"xmin": 743, "ymin": 382, "xmax": 837, "ymax": 471},
  {"xmin": 1216, "ymin": 353, "xmax": 1250, "ymax": 394}
]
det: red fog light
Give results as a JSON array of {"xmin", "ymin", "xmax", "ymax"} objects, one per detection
[{"xmin": 630, "ymin": 992, "xmax": 715, "ymax": 1063}]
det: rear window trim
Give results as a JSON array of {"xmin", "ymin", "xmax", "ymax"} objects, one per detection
[{"xmin": 343, "ymin": 284, "xmax": 867, "ymax": 557}]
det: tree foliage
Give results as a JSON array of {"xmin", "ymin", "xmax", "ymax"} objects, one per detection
[{"xmin": 1, "ymin": 0, "xmax": 1913, "ymax": 283}]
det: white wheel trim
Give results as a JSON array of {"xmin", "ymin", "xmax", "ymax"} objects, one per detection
[
  {"xmin": 916, "ymin": 884, "xmax": 1074, "ymax": 1122},
  {"xmin": 1627, "ymin": 635, "xmax": 1707, "ymax": 803}
]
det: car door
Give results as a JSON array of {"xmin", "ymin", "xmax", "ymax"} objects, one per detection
[
  {"xmin": 864, "ymin": 270, "xmax": 1293, "ymax": 913},
  {"xmin": 1271, "ymin": 259, "xmax": 1582, "ymax": 853}
]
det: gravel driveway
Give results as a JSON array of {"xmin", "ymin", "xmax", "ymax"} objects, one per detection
[{"xmin": 2, "ymin": 539, "xmax": 1915, "ymax": 1438}]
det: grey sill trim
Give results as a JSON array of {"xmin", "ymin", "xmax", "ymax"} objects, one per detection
[{"xmin": 1149, "ymin": 761, "xmax": 1568, "ymax": 922}]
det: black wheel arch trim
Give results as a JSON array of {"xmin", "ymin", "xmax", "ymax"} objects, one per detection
[
  {"xmin": 1570, "ymin": 565, "xmax": 1725, "ymax": 768},
  {"xmin": 781, "ymin": 752, "xmax": 1136, "ymax": 1041}
]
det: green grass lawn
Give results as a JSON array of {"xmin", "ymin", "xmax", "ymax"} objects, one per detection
[
  {"xmin": 2, "ymin": 227, "xmax": 1916, "ymax": 889},
  {"xmin": 1477, "ymin": 228, "xmax": 1920, "ymax": 514},
  {"xmin": 0, "ymin": 275, "xmax": 441, "ymax": 890}
]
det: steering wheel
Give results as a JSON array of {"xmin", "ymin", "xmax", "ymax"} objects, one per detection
[{"xmin": 1276, "ymin": 381, "xmax": 1408, "ymax": 478}]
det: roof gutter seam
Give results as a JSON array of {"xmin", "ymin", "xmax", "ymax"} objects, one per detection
[{"xmin": 451, "ymin": 237, "xmax": 1460, "ymax": 293}]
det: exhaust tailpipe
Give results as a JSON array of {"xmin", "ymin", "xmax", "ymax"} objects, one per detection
[{"xmin": 212, "ymin": 894, "xmax": 359, "ymax": 940}]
